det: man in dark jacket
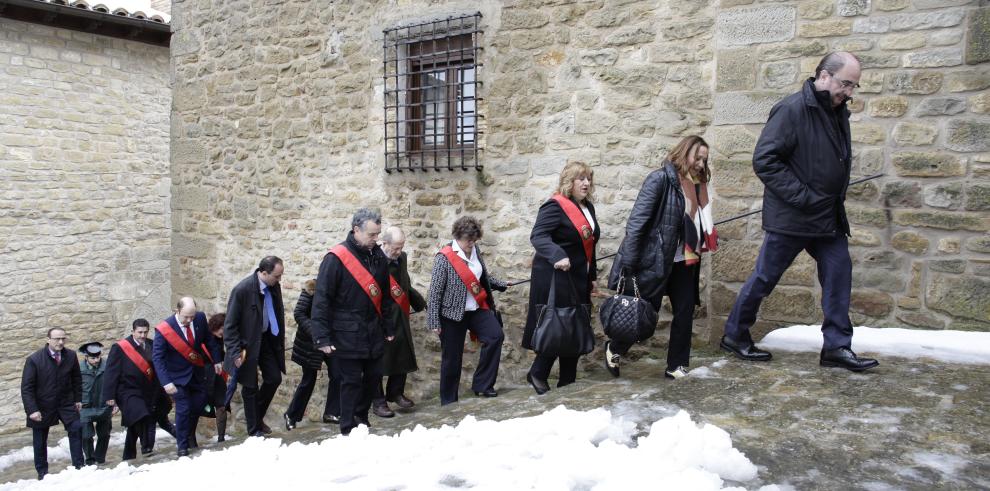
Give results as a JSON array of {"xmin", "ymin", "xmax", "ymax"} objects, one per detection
[
  {"xmin": 78, "ymin": 342, "xmax": 112, "ymax": 465},
  {"xmin": 223, "ymin": 256, "xmax": 287, "ymax": 437},
  {"xmin": 372, "ymin": 226, "xmax": 427, "ymax": 417},
  {"xmin": 721, "ymin": 52, "xmax": 878, "ymax": 372},
  {"xmin": 21, "ymin": 327, "xmax": 84, "ymax": 480},
  {"xmin": 312, "ymin": 208, "xmax": 397, "ymax": 435},
  {"xmin": 103, "ymin": 318, "xmax": 165, "ymax": 460},
  {"xmin": 282, "ymin": 278, "xmax": 339, "ymax": 430}
]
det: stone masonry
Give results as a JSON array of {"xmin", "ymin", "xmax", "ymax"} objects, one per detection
[
  {"xmin": 166, "ymin": 0, "xmax": 990, "ymax": 425},
  {"xmin": 0, "ymin": 18, "xmax": 171, "ymax": 435}
]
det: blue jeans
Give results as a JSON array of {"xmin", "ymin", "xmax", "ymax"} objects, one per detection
[{"xmin": 724, "ymin": 231, "xmax": 853, "ymax": 351}]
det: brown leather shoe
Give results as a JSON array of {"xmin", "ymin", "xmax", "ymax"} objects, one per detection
[
  {"xmin": 389, "ymin": 395, "xmax": 415, "ymax": 409},
  {"xmin": 373, "ymin": 403, "xmax": 395, "ymax": 418}
]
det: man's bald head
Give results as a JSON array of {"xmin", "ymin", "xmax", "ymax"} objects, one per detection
[
  {"xmin": 175, "ymin": 297, "xmax": 197, "ymax": 326},
  {"xmin": 381, "ymin": 226, "xmax": 406, "ymax": 260}
]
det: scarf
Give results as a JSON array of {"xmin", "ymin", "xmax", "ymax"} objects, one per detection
[{"xmin": 678, "ymin": 172, "xmax": 718, "ymax": 265}]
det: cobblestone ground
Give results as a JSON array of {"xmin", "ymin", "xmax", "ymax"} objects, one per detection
[{"xmin": 3, "ymin": 349, "xmax": 988, "ymax": 489}]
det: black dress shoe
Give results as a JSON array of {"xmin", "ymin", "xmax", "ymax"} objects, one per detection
[
  {"xmin": 283, "ymin": 412, "xmax": 295, "ymax": 431},
  {"xmin": 322, "ymin": 414, "xmax": 340, "ymax": 425},
  {"xmin": 260, "ymin": 422, "xmax": 273, "ymax": 435},
  {"xmin": 820, "ymin": 347, "xmax": 879, "ymax": 372},
  {"xmin": 389, "ymin": 395, "xmax": 415, "ymax": 409},
  {"xmin": 249, "ymin": 430, "xmax": 267, "ymax": 438},
  {"xmin": 177, "ymin": 449, "xmax": 189, "ymax": 457},
  {"xmin": 474, "ymin": 388, "xmax": 498, "ymax": 397},
  {"xmin": 720, "ymin": 335, "xmax": 773, "ymax": 361},
  {"xmin": 373, "ymin": 403, "xmax": 395, "ymax": 418},
  {"xmin": 141, "ymin": 447, "xmax": 153, "ymax": 456},
  {"xmin": 526, "ymin": 373, "xmax": 550, "ymax": 395}
]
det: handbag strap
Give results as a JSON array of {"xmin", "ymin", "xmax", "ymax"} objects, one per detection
[
  {"xmin": 547, "ymin": 271, "xmax": 583, "ymax": 308},
  {"xmin": 613, "ymin": 273, "xmax": 642, "ymax": 300}
]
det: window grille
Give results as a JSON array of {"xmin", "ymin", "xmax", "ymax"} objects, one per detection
[{"xmin": 383, "ymin": 13, "xmax": 483, "ymax": 172}]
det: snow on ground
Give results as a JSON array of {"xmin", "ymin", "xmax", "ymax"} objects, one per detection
[
  {"xmin": 759, "ymin": 325, "xmax": 990, "ymax": 365},
  {"xmin": 1, "ymin": 406, "xmax": 778, "ymax": 491},
  {"xmin": 0, "ymin": 430, "xmax": 173, "ymax": 474}
]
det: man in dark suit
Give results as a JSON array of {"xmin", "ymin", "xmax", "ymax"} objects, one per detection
[
  {"xmin": 152, "ymin": 297, "xmax": 222, "ymax": 456},
  {"xmin": 21, "ymin": 327, "xmax": 84, "ymax": 480},
  {"xmin": 312, "ymin": 208, "xmax": 397, "ymax": 435},
  {"xmin": 223, "ymin": 256, "xmax": 286, "ymax": 437}
]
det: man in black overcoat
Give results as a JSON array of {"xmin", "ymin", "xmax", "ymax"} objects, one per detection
[
  {"xmin": 223, "ymin": 256, "xmax": 287, "ymax": 437},
  {"xmin": 104, "ymin": 318, "xmax": 167, "ymax": 460},
  {"xmin": 21, "ymin": 327, "xmax": 84, "ymax": 480}
]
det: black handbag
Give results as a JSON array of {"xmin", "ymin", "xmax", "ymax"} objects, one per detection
[
  {"xmin": 531, "ymin": 274, "xmax": 594, "ymax": 357},
  {"xmin": 600, "ymin": 275, "xmax": 658, "ymax": 345}
]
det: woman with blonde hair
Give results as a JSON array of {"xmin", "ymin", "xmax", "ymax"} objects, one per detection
[
  {"xmin": 605, "ymin": 135, "xmax": 717, "ymax": 379},
  {"xmin": 522, "ymin": 161, "xmax": 600, "ymax": 394}
]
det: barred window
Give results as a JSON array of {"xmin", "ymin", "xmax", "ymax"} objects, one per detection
[{"xmin": 383, "ymin": 14, "xmax": 483, "ymax": 172}]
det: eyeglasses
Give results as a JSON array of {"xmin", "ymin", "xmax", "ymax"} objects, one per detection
[
  {"xmin": 828, "ymin": 71, "xmax": 860, "ymax": 90},
  {"xmin": 48, "ymin": 337, "xmax": 67, "ymax": 341}
]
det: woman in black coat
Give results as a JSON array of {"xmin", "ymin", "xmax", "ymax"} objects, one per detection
[
  {"xmin": 522, "ymin": 161, "xmax": 600, "ymax": 394},
  {"xmin": 205, "ymin": 313, "xmax": 230, "ymax": 441},
  {"xmin": 283, "ymin": 279, "xmax": 338, "ymax": 429},
  {"xmin": 605, "ymin": 135, "xmax": 716, "ymax": 379}
]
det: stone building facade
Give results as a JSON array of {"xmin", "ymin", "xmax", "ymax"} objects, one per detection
[
  {"xmin": 0, "ymin": 14, "xmax": 171, "ymax": 434},
  {"xmin": 167, "ymin": 0, "xmax": 989, "ymax": 422}
]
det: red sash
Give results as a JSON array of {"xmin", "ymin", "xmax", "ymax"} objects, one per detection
[
  {"xmin": 155, "ymin": 322, "xmax": 205, "ymax": 368},
  {"xmin": 439, "ymin": 245, "xmax": 489, "ymax": 310},
  {"xmin": 200, "ymin": 343, "xmax": 228, "ymax": 383},
  {"xmin": 389, "ymin": 274, "xmax": 410, "ymax": 318},
  {"xmin": 551, "ymin": 193, "xmax": 595, "ymax": 262},
  {"xmin": 117, "ymin": 339, "xmax": 154, "ymax": 381},
  {"xmin": 329, "ymin": 245, "xmax": 383, "ymax": 317}
]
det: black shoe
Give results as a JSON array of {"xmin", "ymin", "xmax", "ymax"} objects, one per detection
[
  {"xmin": 283, "ymin": 412, "xmax": 295, "ymax": 431},
  {"xmin": 260, "ymin": 422, "xmax": 272, "ymax": 435},
  {"xmin": 604, "ymin": 341, "xmax": 620, "ymax": 377},
  {"xmin": 388, "ymin": 395, "xmax": 416, "ymax": 409},
  {"xmin": 526, "ymin": 373, "xmax": 550, "ymax": 395},
  {"xmin": 249, "ymin": 430, "xmax": 267, "ymax": 438},
  {"xmin": 322, "ymin": 414, "xmax": 340, "ymax": 425},
  {"xmin": 720, "ymin": 335, "xmax": 772, "ymax": 361},
  {"xmin": 354, "ymin": 416, "xmax": 371, "ymax": 428},
  {"xmin": 820, "ymin": 347, "xmax": 879, "ymax": 372},
  {"xmin": 141, "ymin": 448, "xmax": 153, "ymax": 456},
  {"xmin": 474, "ymin": 388, "xmax": 498, "ymax": 397},
  {"xmin": 373, "ymin": 403, "xmax": 395, "ymax": 418},
  {"xmin": 177, "ymin": 449, "xmax": 189, "ymax": 457}
]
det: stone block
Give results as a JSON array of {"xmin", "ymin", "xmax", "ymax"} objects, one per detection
[
  {"xmin": 892, "ymin": 152, "xmax": 964, "ymax": 177},
  {"xmin": 876, "ymin": 0, "xmax": 908, "ymax": 11},
  {"xmin": 851, "ymin": 123, "xmax": 887, "ymax": 144},
  {"xmin": 717, "ymin": 49, "xmax": 757, "ymax": 91},
  {"xmin": 832, "ymin": 37, "xmax": 874, "ymax": 52},
  {"xmin": 799, "ymin": 0, "xmax": 833, "ymax": 20},
  {"xmin": 762, "ymin": 61, "xmax": 798, "ymax": 88},
  {"xmin": 850, "ymin": 291, "xmax": 894, "ymax": 318},
  {"xmin": 709, "ymin": 126, "xmax": 758, "ymax": 158},
  {"xmin": 930, "ymin": 259, "xmax": 967, "ymax": 274},
  {"xmin": 926, "ymin": 274, "xmax": 990, "ymax": 323},
  {"xmin": 885, "ymin": 71, "xmax": 942, "ymax": 94},
  {"xmin": 896, "ymin": 310, "xmax": 946, "ymax": 329},
  {"xmin": 937, "ymin": 237, "xmax": 961, "ymax": 254},
  {"xmin": 849, "ymin": 228, "xmax": 881, "ymax": 246},
  {"xmin": 946, "ymin": 68, "xmax": 990, "ymax": 92},
  {"xmin": 914, "ymin": 96, "xmax": 966, "ymax": 116},
  {"xmin": 758, "ymin": 40, "xmax": 828, "ymax": 61},
  {"xmin": 853, "ymin": 269, "xmax": 907, "ymax": 293},
  {"xmin": 716, "ymin": 6, "xmax": 796, "ymax": 47},
  {"xmin": 924, "ymin": 182, "xmax": 963, "ymax": 209},
  {"xmin": 605, "ymin": 26, "xmax": 657, "ymax": 46},
  {"xmin": 846, "ymin": 204, "xmax": 889, "ymax": 228},
  {"xmin": 853, "ymin": 17, "xmax": 889, "ymax": 34},
  {"xmin": 889, "ymin": 9, "xmax": 966, "ymax": 31},
  {"xmin": 945, "ymin": 119, "xmax": 990, "ymax": 152},
  {"xmin": 966, "ymin": 235, "xmax": 990, "ymax": 253},
  {"xmin": 879, "ymin": 32, "xmax": 927, "ymax": 50},
  {"xmin": 966, "ymin": 7, "xmax": 990, "ymax": 64},
  {"xmin": 857, "ymin": 71, "xmax": 885, "ymax": 93},
  {"xmin": 972, "ymin": 259, "xmax": 990, "ymax": 277},
  {"xmin": 964, "ymin": 184, "xmax": 990, "ymax": 211},
  {"xmin": 971, "ymin": 92, "xmax": 990, "ymax": 114},
  {"xmin": 868, "ymin": 96, "xmax": 908, "ymax": 117},
  {"xmin": 172, "ymin": 186, "xmax": 210, "ymax": 211},
  {"xmin": 902, "ymin": 48, "xmax": 963, "ymax": 68},
  {"xmin": 893, "ymin": 210, "xmax": 989, "ymax": 231},
  {"xmin": 798, "ymin": 19, "xmax": 853, "ymax": 38},
  {"xmin": 579, "ymin": 49, "xmax": 618, "ymax": 67},
  {"xmin": 891, "ymin": 231, "xmax": 930, "ymax": 255},
  {"xmin": 713, "ymin": 92, "xmax": 785, "ymax": 125},
  {"xmin": 664, "ymin": 19, "xmax": 715, "ymax": 41},
  {"xmin": 761, "ymin": 287, "xmax": 818, "ymax": 322},
  {"xmin": 838, "ymin": 0, "xmax": 870, "ymax": 16},
  {"xmin": 891, "ymin": 123, "xmax": 937, "ymax": 146},
  {"xmin": 501, "ymin": 9, "xmax": 549, "ymax": 30},
  {"xmin": 713, "ymin": 159, "xmax": 764, "ymax": 198},
  {"xmin": 857, "ymin": 52, "xmax": 901, "ymax": 68},
  {"xmin": 930, "ymin": 30, "xmax": 963, "ymax": 47},
  {"xmin": 853, "ymin": 147, "xmax": 885, "ymax": 175},
  {"xmin": 847, "ymin": 180, "xmax": 880, "ymax": 203}
]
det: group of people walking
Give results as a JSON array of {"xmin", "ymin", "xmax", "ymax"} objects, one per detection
[{"xmin": 21, "ymin": 51, "xmax": 879, "ymax": 480}]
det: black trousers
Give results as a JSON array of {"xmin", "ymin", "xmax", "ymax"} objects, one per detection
[
  {"xmin": 122, "ymin": 415, "xmax": 153, "ymax": 460},
  {"xmin": 439, "ymin": 309, "xmax": 504, "ymax": 405},
  {"xmin": 241, "ymin": 332, "xmax": 283, "ymax": 435},
  {"xmin": 81, "ymin": 416, "xmax": 111, "ymax": 464},
  {"xmin": 336, "ymin": 356, "xmax": 382, "ymax": 434},
  {"xmin": 528, "ymin": 353, "xmax": 578, "ymax": 388},
  {"xmin": 32, "ymin": 408, "xmax": 83, "ymax": 479},
  {"xmin": 373, "ymin": 373, "xmax": 407, "ymax": 405},
  {"xmin": 172, "ymin": 383, "xmax": 206, "ymax": 452},
  {"xmin": 665, "ymin": 261, "xmax": 699, "ymax": 370},
  {"xmin": 285, "ymin": 362, "xmax": 336, "ymax": 422}
]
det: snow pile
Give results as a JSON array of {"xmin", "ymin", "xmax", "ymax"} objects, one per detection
[
  {"xmin": 1, "ymin": 406, "xmax": 776, "ymax": 491},
  {"xmin": 0, "ymin": 430, "xmax": 173, "ymax": 474},
  {"xmin": 759, "ymin": 325, "xmax": 990, "ymax": 365}
]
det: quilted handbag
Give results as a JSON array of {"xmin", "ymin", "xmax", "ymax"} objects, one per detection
[{"xmin": 600, "ymin": 275, "xmax": 658, "ymax": 345}]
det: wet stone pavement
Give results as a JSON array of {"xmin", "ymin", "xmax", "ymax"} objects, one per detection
[{"xmin": 3, "ymin": 348, "xmax": 988, "ymax": 489}]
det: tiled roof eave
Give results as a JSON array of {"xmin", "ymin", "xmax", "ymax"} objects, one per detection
[{"xmin": 0, "ymin": 0, "xmax": 171, "ymax": 47}]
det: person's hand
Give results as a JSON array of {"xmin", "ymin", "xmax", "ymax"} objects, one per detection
[
  {"xmin": 112, "ymin": 405, "xmax": 120, "ymax": 415},
  {"xmin": 553, "ymin": 258, "xmax": 571, "ymax": 271},
  {"xmin": 318, "ymin": 345, "xmax": 336, "ymax": 355},
  {"xmin": 74, "ymin": 402, "xmax": 82, "ymax": 412},
  {"xmin": 163, "ymin": 383, "xmax": 177, "ymax": 395},
  {"xmin": 385, "ymin": 336, "xmax": 395, "ymax": 342},
  {"xmin": 590, "ymin": 280, "xmax": 606, "ymax": 298},
  {"xmin": 29, "ymin": 411, "xmax": 42, "ymax": 422},
  {"xmin": 214, "ymin": 363, "xmax": 223, "ymax": 375}
]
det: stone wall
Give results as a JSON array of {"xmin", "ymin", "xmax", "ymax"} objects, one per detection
[
  {"xmin": 0, "ymin": 19, "xmax": 171, "ymax": 435},
  {"xmin": 169, "ymin": 0, "xmax": 989, "ymax": 422}
]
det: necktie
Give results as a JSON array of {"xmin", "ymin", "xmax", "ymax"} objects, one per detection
[
  {"xmin": 263, "ymin": 285, "xmax": 279, "ymax": 336},
  {"xmin": 184, "ymin": 323, "xmax": 194, "ymax": 344},
  {"xmin": 54, "ymin": 351, "xmax": 61, "ymax": 365}
]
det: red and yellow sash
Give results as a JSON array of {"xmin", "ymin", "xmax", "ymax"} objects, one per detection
[
  {"xmin": 439, "ymin": 245, "xmax": 490, "ymax": 310},
  {"xmin": 551, "ymin": 193, "xmax": 595, "ymax": 262},
  {"xmin": 155, "ymin": 322, "xmax": 205, "ymax": 368},
  {"xmin": 117, "ymin": 339, "xmax": 154, "ymax": 381},
  {"xmin": 329, "ymin": 244, "xmax": 383, "ymax": 317},
  {"xmin": 389, "ymin": 274, "xmax": 410, "ymax": 318},
  {"xmin": 200, "ymin": 343, "xmax": 228, "ymax": 383}
]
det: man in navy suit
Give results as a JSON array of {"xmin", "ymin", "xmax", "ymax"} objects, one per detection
[{"xmin": 152, "ymin": 297, "xmax": 222, "ymax": 456}]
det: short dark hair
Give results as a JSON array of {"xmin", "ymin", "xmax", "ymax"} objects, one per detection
[
  {"xmin": 452, "ymin": 216, "xmax": 484, "ymax": 241},
  {"xmin": 47, "ymin": 327, "xmax": 65, "ymax": 338},
  {"xmin": 132, "ymin": 318, "xmax": 150, "ymax": 330},
  {"xmin": 257, "ymin": 256, "xmax": 283, "ymax": 274},
  {"xmin": 815, "ymin": 51, "xmax": 860, "ymax": 79},
  {"xmin": 351, "ymin": 208, "xmax": 382, "ymax": 231},
  {"xmin": 208, "ymin": 313, "xmax": 226, "ymax": 333}
]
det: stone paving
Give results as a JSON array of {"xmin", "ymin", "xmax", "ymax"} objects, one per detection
[{"xmin": 3, "ymin": 349, "xmax": 988, "ymax": 489}]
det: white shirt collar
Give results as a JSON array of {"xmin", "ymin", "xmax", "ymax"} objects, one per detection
[{"xmin": 451, "ymin": 239, "xmax": 475, "ymax": 261}]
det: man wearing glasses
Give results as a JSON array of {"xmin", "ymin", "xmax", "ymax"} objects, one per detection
[
  {"xmin": 20, "ymin": 328, "xmax": 84, "ymax": 479},
  {"xmin": 721, "ymin": 51, "xmax": 879, "ymax": 372}
]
